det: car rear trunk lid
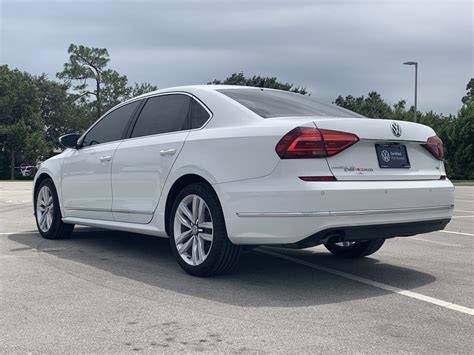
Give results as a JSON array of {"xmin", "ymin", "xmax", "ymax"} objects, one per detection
[{"xmin": 313, "ymin": 118, "xmax": 444, "ymax": 181}]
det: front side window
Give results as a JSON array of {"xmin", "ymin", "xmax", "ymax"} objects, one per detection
[
  {"xmin": 131, "ymin": 94, "xmax": 191, "ymax": 138},
  {"xmin": 82, "ymin": 101, "xmax": 140, "ymax": 146},
  {"xmin": 217, "ymin": 88, "xmax": 363, "ymax": 118}
]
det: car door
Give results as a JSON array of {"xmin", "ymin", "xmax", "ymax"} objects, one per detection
[
  {"xmin": 61, "ymin": 101, "xmax": 141, "ymax": 220},
  {"xmin": 111, "ymin": 93, "xmax": 210, "ymax": 224}
]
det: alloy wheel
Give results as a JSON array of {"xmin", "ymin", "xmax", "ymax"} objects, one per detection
[
  {"xmin": 36, "ymin": 186, "xmax": 54, "ymax": 232},
  {"xmin": 173, "ymin": 194, "xmax": 214, "ymax": 266}
]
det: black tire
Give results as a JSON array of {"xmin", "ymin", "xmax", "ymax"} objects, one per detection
[
  {"xmin": 169, "ymin": 183, "xmax": 241, "ymax": 277},
  {"xmin": 324, "ymin": 239, "xmax": 385, "ymax": 258},
  {"xmin": 34, "ymin": 178, "xmax": 74, "ymax": 239}
]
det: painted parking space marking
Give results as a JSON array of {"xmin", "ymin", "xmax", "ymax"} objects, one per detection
[
  {"xmin": 258, "ymin": 249, "xmax": 474, "ymax": 316},
  {"xmin": 0, "ymin": 231, "xmax": 39, "ymax": 236},
  {"xmin": 410, "ymin": 237, "xmax": 462, "ymax": 247},
  {"xmin": 439, "ymin": 230, "xmax": 474, "ymax": 237},
  {"xmin": 0, "ymin": 229, "xmax": 102, "ymax": 236}
]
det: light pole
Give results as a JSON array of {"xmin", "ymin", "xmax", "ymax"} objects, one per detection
[{"xmin": 403, "ymin": 61, "xmax": 418, "ymax": 122}]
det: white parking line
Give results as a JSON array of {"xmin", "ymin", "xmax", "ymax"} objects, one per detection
[
  {"xmin": 454, "ymin": 210, "xmax": 474, "ymax": 213},
  {"xmin": 258, "ymin": 249, "xmax": 474, "ymax": 316},
  {"xmin": 451, "ymin": 215, "xmax": 474, "ymax": 219},
  {"xmin": 410, "ymin": 237, "xmax": 462, "ymax": 247},
  {"xmin": 0, "ymin": 231, "xmax": 38, "ymax": 235},
  {"xmin": 455, "ymin": 199, "xmax": 474, "ymax": 203},
  {"xmin": 0, "ymin": 229, "xmax": 102, "ymax": 236},
  {"xmin": 439, "ymin": 230, "xmax": 474, "ymax": 237}
]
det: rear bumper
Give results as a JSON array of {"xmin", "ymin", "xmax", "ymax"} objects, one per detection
[
  {"xmin": 215, "ymin": 177, "xmax": 455, "ymax": 245},
  {"xmin": 293, "ymin": 218, "xmax": 451, "ymax": 248}
]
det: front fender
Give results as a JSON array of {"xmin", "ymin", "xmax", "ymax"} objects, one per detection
[{"xmin": 33, "ymin": 154, "xmax": 66, "ymax": 216}]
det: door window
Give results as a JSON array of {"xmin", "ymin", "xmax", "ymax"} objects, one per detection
[
  {"xmin": 82, "ymin": 101, "xmax": 140, "ymax": 146},
  {"xmin": 131, "ymin": 94, "xmax": 191, "ymax": 138}
]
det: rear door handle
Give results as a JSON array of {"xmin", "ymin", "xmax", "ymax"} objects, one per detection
[
  {"xmin": 160, "ymin": 148, "xmax": 176, "ymax": 156},
  {"xmin": 99, "ymin": 155, "xmax": 112, "ymax": 162}
]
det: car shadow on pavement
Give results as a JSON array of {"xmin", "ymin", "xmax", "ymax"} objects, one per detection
[{"xmin": 9, "ymin": 229, "xmax": 436, "ymax": 308}]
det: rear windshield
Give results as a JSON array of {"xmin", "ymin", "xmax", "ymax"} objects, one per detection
[{"xmin": 218, "ymin": 88, "xmax": 363, "ymax": 118}]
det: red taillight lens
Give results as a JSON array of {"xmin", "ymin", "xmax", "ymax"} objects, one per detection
[
  {"xmin": 423, "ymin": 135, "xmax": 444, "ymax": 161},
  {"xmin": 275, "ymin": 127, "xmax": 359, "ymax": 159}
]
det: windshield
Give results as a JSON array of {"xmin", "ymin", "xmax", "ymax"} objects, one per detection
[{"xmin": 218, "ymin": 88, "xmax": 364, "ymax": 118}]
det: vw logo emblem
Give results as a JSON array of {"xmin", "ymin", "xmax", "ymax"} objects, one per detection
[
  {"xmin": 391, "ymin": 122, "xmax": 402, "ymax": 137},
  {"xmin": 381, "ymin": 149, "xmax": 391, "ymax": 163}
]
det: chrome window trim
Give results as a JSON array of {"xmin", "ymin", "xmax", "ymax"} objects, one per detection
[{"xmin": 78, "ymin": 91, "xmax": 213, "ymax": 147}]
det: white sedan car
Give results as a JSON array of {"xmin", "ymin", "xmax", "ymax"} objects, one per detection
[{"xmin": 33, "ymin": 85, "xmax": 454, "ymax": 276}]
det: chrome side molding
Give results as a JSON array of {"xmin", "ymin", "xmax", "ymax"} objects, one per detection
[{"xmin": 236, "ymin": 205, "xmax": 454, "ymax": 218}]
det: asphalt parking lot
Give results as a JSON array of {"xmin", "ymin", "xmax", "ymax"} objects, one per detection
[{"xmin": 0, "ymin": 182, "xmax": 472, "ymax": 353}]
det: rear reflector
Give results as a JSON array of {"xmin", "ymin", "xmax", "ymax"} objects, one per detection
[
  {"xmin": 299, "ymin": 176, "xmax": 337, "ymax": 182},
  {"xmin": 275, "ymin": 127, "xmax": 359, "ymax": 159},
  {"xmin": 423, "ymin": 135, "xmax": 444, "ymax": 161}
]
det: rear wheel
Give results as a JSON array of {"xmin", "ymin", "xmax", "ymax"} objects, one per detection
[
  {"xmin": 34, "ymin": 178, "xmax": 74, "ymax": 239},
  {"xmin": 169, "ymin": 183, "xmax": 241, "ymax": 277},
  {"xmin": 324, "ymin": 239, "xmax": 385, "ymax": 258}
]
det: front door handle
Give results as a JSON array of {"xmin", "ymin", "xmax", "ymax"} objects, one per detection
[
  {"xmin": 160, "ymin": 148, "xmax": 176, "ymax": 156},
  {"xmin": 99, "ymin": 155, "xmax": 112, "ymax": 162}
]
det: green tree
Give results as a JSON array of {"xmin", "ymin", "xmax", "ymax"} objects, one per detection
[
  {"xmin": 210, "ymin": 72, "xmax": 307, "ymax": 94},
  {"xmin": 0, "ymin": 66, "xmax": 48, "ymax": 179},
  {"xmin": 335, "ymin": 92, "xmax": 394, "ymax": 119},
  {"xmin": 56, "ymin": 44, "xmax": 130, "ymax": 120},
  {"xmin": 57, "ymin": 44, "xmax": 157, "ymax": 129},
  {"xmin": 35, "ymin": 74, "xmax": 85, "ymax": 149},
  {"xmin": 461, "ymin": 78, "xmax": 473, "ymax": 105},
  {"xmin": 444, "ymin": 80, "xmax": 474, "ymax": 179},
  {"xmin": 130, "ymin": 82, "xmax": 158, "ymax": 97},
  {"xmin": 450, "ymin": 102, "xmax": 474, "ymax": 178}
]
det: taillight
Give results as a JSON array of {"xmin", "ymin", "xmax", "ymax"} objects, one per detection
[
  {"xmin": 275, "ymin": 127, "xmax": 359, "ymax": 159},
  {"xmin": 423, "ymin": 135, "xmax": 444, "ymax": 161}
]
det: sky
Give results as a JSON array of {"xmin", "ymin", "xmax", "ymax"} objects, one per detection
[{"xmin": 0, "ymin": 0, "xmax": 472, "ymax": 115}]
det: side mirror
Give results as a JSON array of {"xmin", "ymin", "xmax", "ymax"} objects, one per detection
[{"xmin": 59, "ymin": 133, "xmax": 79, "ymax": 149}]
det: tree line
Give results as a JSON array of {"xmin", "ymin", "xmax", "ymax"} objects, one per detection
[{"xmin": 0, "ymin": 44, "xmax": 472, "ymax": 179}]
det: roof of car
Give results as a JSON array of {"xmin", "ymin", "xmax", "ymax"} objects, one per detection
[{"xmin": 132, "ymin": 84, "xmax": 273, "ymax": 100}]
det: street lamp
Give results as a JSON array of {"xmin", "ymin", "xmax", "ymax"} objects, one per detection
[{"xmin": 403, "ymin": 61, "xmax": 418, "ymax": 122}]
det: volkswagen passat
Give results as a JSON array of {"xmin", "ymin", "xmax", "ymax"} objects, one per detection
[{"xmin": 33, "ymin": 86, "xmax": 454, "ymax": 276}]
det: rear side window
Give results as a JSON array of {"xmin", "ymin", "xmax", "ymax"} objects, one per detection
[
  {"xmin": 83, "ymin": 101, "xmax": 140, "ymax": 146},
  {"xmin": 218, "ymin": 88, "xmax": 363, "ymax": 118},
  {"xmin": 131, "ymin": 94, "xmax": 191, "ymax": 138},
  {"xmin": 190, "ymin": 99, "xmax": 210, "ymax": 129}
]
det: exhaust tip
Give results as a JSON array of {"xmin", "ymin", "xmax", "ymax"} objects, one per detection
[{"xmin": 326, "ymin": 233, "xmax": 343, "ymax": 244}]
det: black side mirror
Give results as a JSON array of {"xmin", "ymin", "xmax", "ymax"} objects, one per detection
[{"xmin": 59, "ymin": 133, "xmax": 79, "ymax": 149}]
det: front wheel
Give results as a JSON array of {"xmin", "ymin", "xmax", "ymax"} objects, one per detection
[
  {"xmin": 169, "ymin": 183, "xmax": 241, "ymax": 277},
  {"xmin": 324, "ymin": 239, "xmax": 385, "ymax": 258},
  {"xmin": 34, "ymin": 178, "xmax": 74, "ymax": 239}
]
